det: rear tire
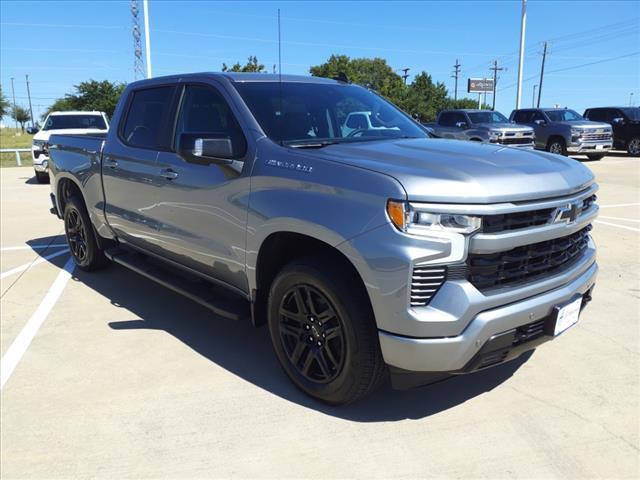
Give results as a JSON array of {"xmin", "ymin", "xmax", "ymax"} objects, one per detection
[
  {"xmin": 627, "ymin": 137, "xmax": 640, "ymax": 157},
  {"xmin": 267, "ymin": 257, "xmax": 386, "ymax": 405},
  {"xmin": 63, "ymin": 196, "xmax": 109, "ymax": 271},
  {"xmin": 35, "ymin": 171, "xmax": 49, "ymax": 184},
  {"xmin": 547, "ymin": 138, "xmax": 567, "ymax": 156},
  {"xmin": 586, "ymin": 153, "xmax": 605, "ymax": 161}
]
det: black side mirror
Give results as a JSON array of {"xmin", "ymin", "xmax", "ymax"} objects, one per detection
[
  {"xmin": 177, "ymin": 133, "xmax": 234, "ymax": 164},
  {"xmin": 612, "ymin": 117, "xmax": 625, "ymax": 125},
  {"xmin": 455, "ymin": 121, "xmax": 468, "ymax": 129},
  {"xmin": 534, "ymin": 119, "xmax": 547, "ymax": 126}
]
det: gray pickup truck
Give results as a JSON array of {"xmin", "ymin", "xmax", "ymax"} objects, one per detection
[
  {"xmin": 510, "ymin": 108, "xmax": 613, "ymax": 160},
  {"xmin": 429, "ymin": 109, "xmax": 535, "ymax": 148},
  {"xmin": 48, "ymin": 73, "xmax": 598, "ymax": 405}
]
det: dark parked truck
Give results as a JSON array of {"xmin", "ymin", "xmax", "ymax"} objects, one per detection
[
  {"xmin": 429, "ymin": 109, "xmax": 535, "ymax": 148},
  {"xmin": 583, "ymin": 106, "xmax": 640, "ymax": 156},
  {"xmin": 49, "ymin": 73, "xmax": 598, "ymax": 405},
  {"xmin": 510, "ymin": 108, "xmax": 613, "ymax": 160}
]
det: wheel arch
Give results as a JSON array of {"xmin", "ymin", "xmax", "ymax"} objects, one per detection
[{"xmin": 252, "ymin": 231, "xmax": 372, "ymax": 327}]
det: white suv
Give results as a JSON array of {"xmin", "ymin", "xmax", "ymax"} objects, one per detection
[{"xmin": 32, "ymin": 111, "xmax": 109, "ymax": 183}]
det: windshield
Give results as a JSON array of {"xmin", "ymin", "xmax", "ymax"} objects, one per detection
[
  {"xmin": 544, "ymin": 109, "xmax": 583, "ymax": 122},
  {"xmin": 233, "ymin": 81, "xmax": 426, "ymax": 145},
  {"xmin": 467, "ymin": 111, "xmax": 509, "ymax": 124},
  {"xmin": 43, "ymin": 114, "xmax": 107, "ymax": 131},
  {"xmin": 622, "ymin": 107, "xmax": 640, "ymax": 121}
]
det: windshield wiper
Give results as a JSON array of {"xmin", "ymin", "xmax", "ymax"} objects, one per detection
[{"xmin": 287, "ymin": 140, "xmax": 340, "ymax": 149}]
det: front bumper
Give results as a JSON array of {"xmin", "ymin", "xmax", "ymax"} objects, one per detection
[
  {"xmin": 567, "ymin": 140, "xmax": 612, "ymax": 154},
  {"xmin": 379, "ymin": 259, "xmax": 597, "ymax": 373}
]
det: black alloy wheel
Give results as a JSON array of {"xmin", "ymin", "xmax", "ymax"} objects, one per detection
[
  {"xmin": 278, "ymin": 284, "xmax": 346, "ymax": 383},
  {"xmin": 63, "ymin": 195, "xmax": 109, "ymax": 271}
]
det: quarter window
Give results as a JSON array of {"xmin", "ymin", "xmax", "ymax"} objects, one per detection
[{"xmin": 122, "ymin": 86, "xmax": 175, "ymax": 149}]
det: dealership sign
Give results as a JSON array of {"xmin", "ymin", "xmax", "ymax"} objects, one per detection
[{"xmin": 468, "ymin": 78, "xmax": 494, "ymax": 93}]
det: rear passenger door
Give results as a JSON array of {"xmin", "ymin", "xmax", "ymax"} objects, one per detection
[
  {"xmin": 154, "ymin": 83, "xmax": 252, "ymax": 294},
  {"xmin": 102, "ymin": 85, "xmax": 178, "ymax": 251}
]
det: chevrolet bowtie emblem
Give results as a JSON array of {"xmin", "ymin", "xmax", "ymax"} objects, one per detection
[{"xmin": 552, "ymin": 201, "xmax": 582, "ymax": 224}]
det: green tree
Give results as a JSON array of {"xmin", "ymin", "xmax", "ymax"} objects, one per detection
[
  {"xmin": 11, "ymin": 105, "xmax": 31, "ymax": 132},
  {"xmin": 222, "ymin": 55, "xmax": 265, "ymax": 73},
  {"xmin": 0, "ymin": 85, "xmax": 10, "ymax": 121},
  {"xmin": 44, "ymin": 80, "xmax": 126, "ymax": 119}
]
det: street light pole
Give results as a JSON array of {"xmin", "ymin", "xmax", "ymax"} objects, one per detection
[
  {"xmin": 143, "ymin": 0, "xmax": 152, "ymax": 78},
  {"xmin": 515, "ymin": 0, "xmax": 527, "ymax": 109},
  {"xmin": 25, "ymin": 74, "xmax": 35, "ymax": 128}
]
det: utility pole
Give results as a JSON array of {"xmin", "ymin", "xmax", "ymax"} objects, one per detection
[
  {"xmin": 401, "ymin": 68, "xmax": 410, "ymax": 85},
  {"xmin": 25, "ymin": 75, "xmax": 34, "ymax": 128},
  {"xmin": 142, "ymin": 0, "xmax": 152, "ymax": 78},
  {"xmin": 630, "ymin": 92, "xmax": 634, "ymax": 106},
  {"xmin": 515, "ymin": 0, "xmax": 527, "ymax": 109},
  {"xmin": 10, "ymin": 77, "xmax": 17, "ymax": 130},
  {"xmin": 451, "ymin": 59, "xmax": 461, "ymax": 101},
  {"xmin": 532, "ymin": 84, "xmax": 538, "ymax": 107},
  {"xmin": 490, "ymin": 60, "xmax": 504, "ymax": 111},
  {"xmin": 537, "ymin": 41, "xmax": 548, "ymax": 108}
]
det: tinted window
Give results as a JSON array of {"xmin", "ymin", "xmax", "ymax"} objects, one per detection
[
  {"xmin": 346, "ymin": 113, "xmax": 368, "ymax": 129},
  {"xmin": 122, "ymin": 86, "xmax": 175, "ymax": 149},
  {"xmin": 43, "ymin": 114, "xmax": 107, "ymax": 131},
  {"xmin": 174, "ymin": 85, "xmax": 246, "ymax": 158},
  {"xmin": 532, "ymin": 111, "xmax": 546, "ymax": 122},
  {"xmin": 451, "ymin": 112, "xmax": 467, "ymax": 125},
  {"xmin": 234, "ymin": 82, "xmax": 425, "ymax": 145},
  {"xmin": 512, "ymin": 110, "xmax": 532, "ymax": 123},
  {"xmin": 467, "ymin": 111, "xmax": 509, "ymax": 124},
  {"xmin": 544, "ymin": 109, "xmax": 582, "ymax": 122},
  {"xmin": 438, "ymin": 112, "xmax": 453, "ymax": 126},
  {"xmin": 584, "ymin": 109, "xmax": 606, "ymax": 121},
  {"xmin": 621, "ymin": 107, "xmax": 640, "ymax": 121}
]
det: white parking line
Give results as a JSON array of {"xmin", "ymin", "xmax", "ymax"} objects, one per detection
[
  {"xmin": 599, "ymin": 216, "xmax": 640, "ymax": 223},
  {"xmin": 0, "ymin": 249, "xmax": 70, "ymax": 280},
  {"xmin": 595, "ymin": 220, "xmax": 640, "ymax": 232},
  {"xmin": 1, "ymin": 257, "xmax": 75, "ymax": 389},
  {"xmin": 1, "ymin": 244, "xmax": 68, "ymax": 252},
  {"xmin": 599, "ymin": 203, "xmax": 640, "ymax": 208}
]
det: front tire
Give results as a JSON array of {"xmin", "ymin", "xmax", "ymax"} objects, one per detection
[
  {"xmin": 63, "ymin": 196, "xmax": 109, "ymax": 271},
  {"xmin": 627, "ymin": 137, "xmax": 640, "ymax": 157},
  {"xmin": 267, "ymin": 257, "xmax": 386, "ymax": 405},
  {"xmin": 547, "ymin": 138, "xmax": 567, "ymax": 156}
]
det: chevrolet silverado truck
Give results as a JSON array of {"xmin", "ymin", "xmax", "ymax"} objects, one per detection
[
  {"xmin": 583, "ymin": 106, "xmax": 640, "ymax": 156},
  {"xmin": 32, "ymin": 111, "xmax": 109, "ymax": 183},
  {"xmin": 48, "ymin": 73, "xmax": 598, "ymax": 405},
  {"xmin": 510, "ymin": 108, "xmax": 612, "ymax": 160},
  {"xmin": 429, "ymin": 109, "xmax": 535, "ymax": 148}
]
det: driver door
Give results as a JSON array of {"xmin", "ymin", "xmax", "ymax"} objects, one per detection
[{"xmin": 153, "ymin": 83, "xmax": 252, "ymax": 293}]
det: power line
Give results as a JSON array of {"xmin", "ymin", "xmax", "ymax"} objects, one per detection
[{"xmin": 545, "ymin": 51, "xmax": 639, "ymax": 75}]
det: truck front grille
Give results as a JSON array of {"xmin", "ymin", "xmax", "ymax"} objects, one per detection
[
  {"xmin": 482, "ymin": 194, "xmax": 596, "ymax": 233},
  {"xmin": 410, "ymin": 266, "xmax": 447, "ymax": 307},
  {"xmin": 498, "ymin": 137, "xmax": 534, "ymax": 145},
  {"xmin": 467, "ymin": 226, "xmax": 591, "ymax": 291},
  {"xmin": 581, "ymin": 133, "xmax": 611, "ymax": 141}
]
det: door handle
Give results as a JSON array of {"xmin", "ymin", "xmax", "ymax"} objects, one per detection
[
  {"xmin": 160, "ymin": 168, "xmax": 179, "ymax": 180},
  {"xmin": 104, "ymin": 159, "xmax": 118, "ymax": 169}
]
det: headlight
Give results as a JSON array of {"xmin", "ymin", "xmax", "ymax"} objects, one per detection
[
  {"xmin": 488, "ymin": 130, "xmax": 502, "ymax": 139},
  {"xmin": 32, "ymin": 139, "xmax": 45, "ymax": 148},
  {"xmin": 387, "ymin": 200, "xmax": 482, "ymax": 235},
  {"xmin": 570, "ymin": 128, "xmax": 583, "ymax": 137}
]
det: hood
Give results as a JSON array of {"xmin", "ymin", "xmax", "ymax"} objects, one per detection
[
  {"xmin": 474, "ymin": 122, "xmax": 532, "ymax": 132},
  {"xmin": 307, "ymin": 138, "xmax": 594, "ymax": 203},
  {"xmin": 555, "ymin": 120, "xmax": 611, "ymax": 129},
  {"xmin": 33, "ymin": 128, "xmax": 108, "ymax": 141}
]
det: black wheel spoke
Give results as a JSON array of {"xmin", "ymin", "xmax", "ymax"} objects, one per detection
[{"xmin": 278, "ymin": 284, "xmax": 346, "ymax": 384}]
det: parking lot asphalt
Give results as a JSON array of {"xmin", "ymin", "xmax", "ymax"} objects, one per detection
[{"xmin": 1, "ymin": 153, "xmax": 639, "ymax": 479}]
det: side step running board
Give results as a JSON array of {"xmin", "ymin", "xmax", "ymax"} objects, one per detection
[{"xmin": 104, "ymin": 247, "xmax": 250, "ymax": 321}]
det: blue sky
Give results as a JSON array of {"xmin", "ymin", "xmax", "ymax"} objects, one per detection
[{"xmin": 1, "ymin": 0, "xmax": 638, "ymax": 121}]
